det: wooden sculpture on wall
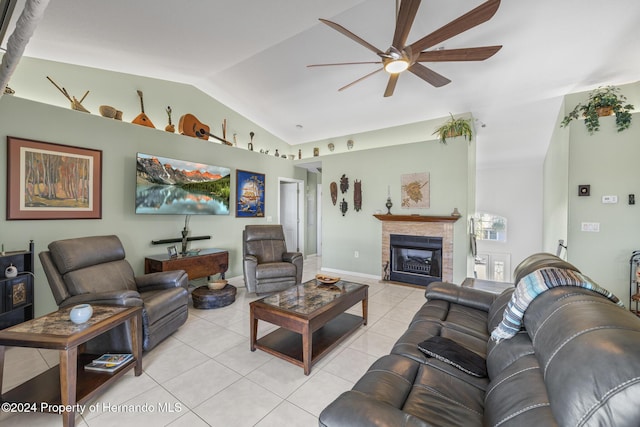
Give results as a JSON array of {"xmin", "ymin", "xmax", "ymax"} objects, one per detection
[
  {"xmin": 354, "ymin": 179, "xmax": 362, "ymax": 211},
  {"xmin": 46, "ymin": 76, "xmax": 90, "ymax": 113},
  {"xmin": 165, "ymin": 106, "xmax": 175, "ymax": 132},
  {"xmin": 340, "ymin": 198, "xmax": 348, "ymax": 216},
  {"xmin": 330, "ymin": 182, "xmax": 338, "ymax": 205},
  {"xmin": 340, "ymin": 174, "xmax": 349, "ymax": 193}
]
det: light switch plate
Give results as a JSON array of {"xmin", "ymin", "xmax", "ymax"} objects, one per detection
[
  {"xmin": 581, "ymin": 222, "xmax": 600, "ymax": 232},
  {"xmin": 602, "ymin": 195, "xmax": 618, "ymax": 204}
]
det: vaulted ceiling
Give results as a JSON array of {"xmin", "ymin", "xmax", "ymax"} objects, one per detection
[{"xmin": 4, "ymin": 0, "xmax": 640, "ymax": 167}]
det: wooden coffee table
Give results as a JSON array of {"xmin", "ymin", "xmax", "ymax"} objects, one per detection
[
  {"xmin": 250, "ymin": 279, "xmax": 368, "ymax": 375},
  {"xmin": 0, "ymin": 305, "xmax": 142, "ymax": 427}
]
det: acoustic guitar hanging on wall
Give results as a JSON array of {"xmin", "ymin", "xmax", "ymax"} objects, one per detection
[
  {"xmin": 132, "ymin": 90, "xmax": 155, "ymax": 128},
  {"xmin": 179, "ymin": 113, "xmax": 232, "ymax": 145}
]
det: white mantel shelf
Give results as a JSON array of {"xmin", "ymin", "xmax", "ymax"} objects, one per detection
[{"xmin": 373, "ymin": 214, "xmax": 460, "ymax": 223}]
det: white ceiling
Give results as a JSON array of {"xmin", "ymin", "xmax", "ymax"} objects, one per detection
[{"xmin": 5, "ymin": 0, "xmax": 640, "ymax": 167}]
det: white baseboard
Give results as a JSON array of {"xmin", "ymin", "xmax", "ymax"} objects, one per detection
[{"xmin": 321, "ymin": 267, "xmax": 380, "ymax": 281}]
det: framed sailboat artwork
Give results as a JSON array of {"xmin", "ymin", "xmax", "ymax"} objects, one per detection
[{"xmin": 236, "ymin": 170, "xmax": 265, "ymax": 218}]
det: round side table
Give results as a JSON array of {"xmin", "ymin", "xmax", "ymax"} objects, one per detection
[{"xmin": 192, "ymin": 284, "xmax": 237, "ymax": 309}]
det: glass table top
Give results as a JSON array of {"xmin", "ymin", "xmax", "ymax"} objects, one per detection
[{"xmin": 256, "ymin": 279, "xmax": 367, "ymax": 316}]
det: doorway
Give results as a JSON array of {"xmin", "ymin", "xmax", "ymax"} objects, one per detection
[{"xmin": 278, "ymin": 178, "xmax": 304, "ymax": 253}]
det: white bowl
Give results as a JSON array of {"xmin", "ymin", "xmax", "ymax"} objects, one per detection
[
  {"xmin": 207, "ymin": 280, "xmax": 227, "ymax": 290},
  {"xmin": 70, "ymin": 303, "xmax": 93, "ymax": 324}
]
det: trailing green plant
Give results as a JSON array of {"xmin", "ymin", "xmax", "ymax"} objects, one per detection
[
  {"xmin": 433, "ymin": 114, "xmax": 473, "ymax": 144},
  {"xmin": 561, "ymin": 86, "xmax": 634, "ymax": 134}
]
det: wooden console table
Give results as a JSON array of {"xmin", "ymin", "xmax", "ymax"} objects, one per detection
[
  {"xmin": 0, "ymin": 305, "xmax": 142, "ymax": 427},
  {"xmin": 145, "ymin": 248, "xmax": 228, "ymax": 280}
]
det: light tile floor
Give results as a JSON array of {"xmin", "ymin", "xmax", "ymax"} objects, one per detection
[{"xmin": 0, "ymin": 256, "xmax": 428, "ymax": 426}]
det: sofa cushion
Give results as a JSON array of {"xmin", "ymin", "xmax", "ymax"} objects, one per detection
[
  {"xmin": 245, "ymin": 240, "xmax": 287, "ymax": 264},
  {"xmin": 522, "ymin": 288, "xmax": 640, "ymax": 426},
  {"xmin": 484, "ymin": 354, "xmax": 557, "ymax": 427},
  {"xmin": 140, "ymin": 286, "xmax": 188, "ymax": 327},
  {"xmin": 487, "ymin": 287, "xmax": 514, "ymax": 332},
  {"xmin": 486, "ymin": 331, "xmax": 534, "ymax": 379},
  {"xmin": 411, "ymin": 299, "xmax": 491, "ymax": 340},
  {"xmin": 49, "ymin": 235, "xmax": 126, "ymax": 274},
  {"xmin": 64, "ymin": 260, "xmax": 137, "ymax": 295},
  {"xmin": 320, "ymin": 354, "xmax": 485, "ymax": 427},
  {"xmin": 255, "ymin": 262, "xmax": 296, "ymax": 279}
]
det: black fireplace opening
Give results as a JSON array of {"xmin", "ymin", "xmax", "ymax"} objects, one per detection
[{"xmin": 390, "ymin": 234, "xmax": 443, "ymax": 287}]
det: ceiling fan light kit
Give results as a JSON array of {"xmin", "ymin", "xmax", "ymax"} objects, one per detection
[
  {"xmin": 310, "ymin": 0, "xmax": 502, "ymax": 97},
  {"xmin": 384, "ymin": 59, "xmax": 409, "ymax": 74}
]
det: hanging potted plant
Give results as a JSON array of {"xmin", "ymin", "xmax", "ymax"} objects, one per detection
[
  {"xmin": 561, "ymin": 86, "xmax": 634, "ymax": 134},
  {"xmin": 433, "ymin": 114, "xmax": 473, "ymax": 144}
]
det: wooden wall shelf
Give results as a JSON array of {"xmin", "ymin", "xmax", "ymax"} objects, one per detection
[{"xmin": 373, "ymin": 214, "xmax": 460, "ymax": 223}]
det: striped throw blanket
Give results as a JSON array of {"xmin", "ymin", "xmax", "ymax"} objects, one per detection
[{"xmin": 491, "ymin": 267, "xmax": 624, "ymax": 342}]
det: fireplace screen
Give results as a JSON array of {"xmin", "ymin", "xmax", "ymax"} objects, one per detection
[{"xmin": 390, "ymin": 234, "xmax": 443, "ymax": 287}]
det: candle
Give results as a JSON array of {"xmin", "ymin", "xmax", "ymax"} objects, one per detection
[{"xmin": 387, "ymin": 185, "xmax": 390, "ymax": 197}]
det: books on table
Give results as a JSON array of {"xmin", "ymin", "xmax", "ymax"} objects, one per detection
[{"xmin": 84, "ymin": 353, "xmax": 133, "ymax": 373}]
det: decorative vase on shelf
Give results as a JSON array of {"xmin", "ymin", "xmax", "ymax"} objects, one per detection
[{"xmin": 5, "ymin": 263, "xmax": 18, "ymax": 278}]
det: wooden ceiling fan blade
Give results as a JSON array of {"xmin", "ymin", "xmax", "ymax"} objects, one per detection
[
  {"xmin": 416, "ymin": 45, "xmax": 502, "ymax": 62},
  {"xmin": 319, "ymin": 18, "xmax": 384, "ymax": 54},
  {"xmin": 408, "ymin": 63, "xmax": 451, "ymax": 87},
  {"xmin": 409, "ymin": 0, "xmax": 501, "ymax": 53},
  {"xmin": 392, "ymin": 0, "xmax": 421, "ymax": 49},
  {"xmin": 384, "ymin": 74, "xmax": 400, "ymax": 97},
  {"xmin": 338, "ymin": 68, "xmax": 384, "ymax": 92},
  {"xmin": 307, "ymin": 61, "xmax": 382, "ymax": 68}
]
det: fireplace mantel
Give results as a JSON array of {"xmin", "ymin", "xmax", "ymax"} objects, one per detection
[{"xmin": 373, "ymin": 214, "xmax": 460, "ymax": 223}]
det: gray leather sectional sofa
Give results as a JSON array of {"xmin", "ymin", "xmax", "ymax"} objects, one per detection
[{"xmin": 319, "ymin": 253, "xmax": 640, "ymax": 426}]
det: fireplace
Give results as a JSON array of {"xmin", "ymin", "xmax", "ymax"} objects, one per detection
[
  {"xmin": 390, "ymin": 234, "xmax": 442, "ymax": 287},
  {"xmin": 375, "ymin": 214, "xmax": 458, "ymax": 285}
]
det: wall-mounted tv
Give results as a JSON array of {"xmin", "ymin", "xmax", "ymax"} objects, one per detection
[{"xmin": 136, "ymin": 152, "xmax": 230, "ymax": 215}]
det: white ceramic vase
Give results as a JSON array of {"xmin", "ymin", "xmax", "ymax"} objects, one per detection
[{"xmin": 70, "ymin": 304, "xmax": 93, "ymax": 324}]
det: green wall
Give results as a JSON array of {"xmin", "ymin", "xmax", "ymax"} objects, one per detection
[
  {"xmin": 318, "ymin": 138, "xmax": 474, "ymax": 283},
  {"xmin": 0, "ymin": 95, "xmax": 301, "ymax": 316},
  {"xmin": 1, "ymin": 56, "xmax": 476, "ymax": 317},
  {"xmin": 544, "ymin": 81, "xmax": 640, "ymax": 305},
  {"xmin": 543, "ymin": 100, "xmax": 570, "ymax": 255}
]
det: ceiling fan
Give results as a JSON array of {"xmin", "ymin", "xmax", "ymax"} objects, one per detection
[{"xmin": 309, "ymin": 0, "xmax": 502, "ymax": 97}]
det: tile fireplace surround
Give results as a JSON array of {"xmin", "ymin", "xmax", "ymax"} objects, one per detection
[{"xmin": 374, "ymin": 215, "xmax": 460, "ymax": 285}]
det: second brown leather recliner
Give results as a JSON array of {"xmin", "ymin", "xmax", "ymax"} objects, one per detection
[{"xmin": 242, "ymin": 225, "xmax": 303, "ymax": 295}]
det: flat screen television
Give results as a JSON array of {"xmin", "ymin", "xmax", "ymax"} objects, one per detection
[{"xmin": 136, "ymin": 152, "xmax": 230, "ymax": 215}]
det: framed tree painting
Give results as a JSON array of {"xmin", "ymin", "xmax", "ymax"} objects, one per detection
[
  {"xmin": 236, "ymin": 169, "xmax": 265, "ymax": 217},
  {"xmin": 6, "ymin": 137, "xmax": 102, "ymax": 220}
]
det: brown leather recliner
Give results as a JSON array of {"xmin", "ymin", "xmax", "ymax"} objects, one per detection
[
  {"xmin": 39, "ymin": 235, "xmax": 189, "ymax": 352},
  {"xmin": 242, "ymin": 225, "xmax": 303, "ymax": 295}
]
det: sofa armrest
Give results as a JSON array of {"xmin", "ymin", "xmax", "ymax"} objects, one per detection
[
  {"xmin": 425, "ymin": 281, "xmax": 497, "ymax": 312},
  {"xmin": 59, "ymin": 290, "xmax": 143, "ymax": 308},
  {"xmin": 283, "ymin": 252, "xmax": 303, "ymax": 283},
  {"xmin": 243, "ymin": 255, "xmax": 258, "ymax": 293},
  {"xmin": 135, "ymin": 270, "xmax": 188, "ymax": 292},
  {"xmin": 282, "ymin": 252, "xmax": 302, "ymax": 263},
  {"xmin": 320, "ymin": 391, "xmax": 429, "ymax": 427}
]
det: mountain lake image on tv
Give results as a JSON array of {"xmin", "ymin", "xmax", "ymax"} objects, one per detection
[{"xmin": 136, "ymin": 153, "xmax": 230, "ymax": 215}]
